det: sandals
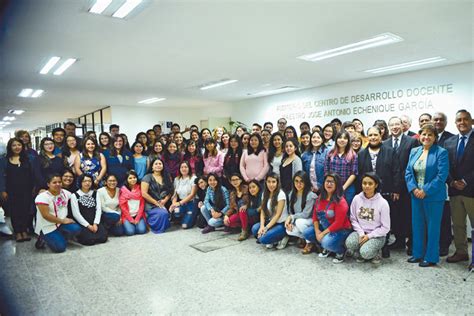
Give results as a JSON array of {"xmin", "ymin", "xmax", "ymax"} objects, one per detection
[{"xmin": 302, "ymin": 243, "xmax": 314, "ymax": 255}]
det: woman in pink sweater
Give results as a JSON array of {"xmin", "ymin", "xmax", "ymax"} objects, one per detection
[
  {"xmin": 203, "ymin": 139, "xmax": 224, "ymax": 177},
  {"xmin": 240, "ymin": 133, "xmax": 269, "ymax": 182}
]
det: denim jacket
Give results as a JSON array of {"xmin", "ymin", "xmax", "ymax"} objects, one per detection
[{"xmin": 301, "ymin": 147, "xmax": 328, "ymax": 189}]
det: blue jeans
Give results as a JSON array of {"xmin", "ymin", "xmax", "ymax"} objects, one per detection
[
  {"xmin": 123, "ymin": 218, "xmax": 147, "ymax": 236},
  {"xmin": 101, "ymin": 212, "xmax": 124, "ymax": 236},
  {"xmin": 411, "ymin": 198, "xmax": 444, "ymax": 263},
  {"xmin": 173, "ymin": 201, "xmax": 199, "ymax": 229},
  {"xmin": 200, "ymin": 205, "xmax": 224, "ymax": 227},
  {"xmin": 251, "ymin": 222, "xmax": 287, "ymax": 245},
  {"xmin": 43, "ymin": 223, "xmax": 82, "ymax": 253},
  {"xmin": 303, "ymin": 226, "xmax": 351, "ymax": 254},
  {"xmin": 344, "ymin": 184, "xmax": 356, "ymax": 207}
]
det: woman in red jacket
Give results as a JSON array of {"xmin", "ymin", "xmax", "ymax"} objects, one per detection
[
  {"xmin": 303, "ymin": 173, "xmax": 352, "ymax": 263},
  {"xmin": 119, "ymin": 170, "xmax": 146, "ymax": 236}
]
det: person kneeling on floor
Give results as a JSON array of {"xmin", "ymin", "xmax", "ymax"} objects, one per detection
[{"xmin": 345, "ymin": 172, "xmax": 390, "ymax": 264}]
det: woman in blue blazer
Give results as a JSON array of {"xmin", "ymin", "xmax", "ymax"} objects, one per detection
[{"xmin": 405, "ymin": 124, "xmax": 449, "ymax": 267}]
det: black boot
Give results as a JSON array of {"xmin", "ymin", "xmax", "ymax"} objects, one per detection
[{"xmin": 382, "ymin": 245, "xmax": 390, "ymax": 258}]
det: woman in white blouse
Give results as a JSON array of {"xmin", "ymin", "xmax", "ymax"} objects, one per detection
[
  {"xmin": 169, "ymin": 161, "xmax": 198, "ymax": 229},
  {"xmin": 97, "ymin": 174, "xmax": 124, "ymax": 236},
  {"xmin": 70, "ymin": 174, "xmax": 108, "ymax": 245}
]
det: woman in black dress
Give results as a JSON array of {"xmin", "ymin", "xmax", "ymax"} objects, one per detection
[
  {"xmin": 32, "ymin": 137, "xmax": 66, "ymax": 192},
  {"xmin": 0, "ymin": 138, "xmax": 34, "ymax": 242}
]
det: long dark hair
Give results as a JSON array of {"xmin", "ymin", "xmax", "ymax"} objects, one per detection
[
  {"xmin": 267, "ymin": 132, "xmax": 285, "ymax": 163},
  {"xmin": 6, "ymin": 137, "xmax": 28, "ymax": 164},
  {"xmin": 99, "ymin": 132, "xmax": 111, "ymax": 150},
  {"xmin": 39, "ymin": 137, "xmax": 56, "ymax": 168},
  {"xmin": 124, "ymin": 170, "xmax": 139, "ymax": 190},
  {"xmin": 319, "ymin": 173, "xmax": 344, "ymax": 203},
  {"xmin": 225, "ymin": 134, "xmax": 242, "ymax": 159},
  {"xmin": 284, "ymin": 126, "xmax": 298, "ymax": 140},
  {"xmin": 308, "ymin": 130, "xmax": 326, "ymax": 152},
  {"xmin": 322, "ymin": 123, "xmax": 336, "ymax": 142},
  {"xmin": 183, "ymin": 140, "xmax": 202, "ymax": 159},
  {"xmin": 260, "ymin": 172, "xmax": 281, "ymax": 218},
  {"xmin": 247, "ymin": 133, "xmax": 265, "ymax": 155},
  {"xmin": 203, "ymin": 139, "xmax": 218, "ymax": 158},
  {"xmin": 81, "ymin": 136, "xmax": 101, "ymax": 159},
  {"xmin": 149, "ymin": 157, "xmax": 172, "ymax": 189},
  {"xmin": 289, "ymin": 171, "xmax": 311, "ymax": 215},
  {"xmin": 208, "ymin": 173, "xmax": 225, "ymax": 210},
  {"xmin": 328, "ymin": 131, "xmax": 356, "ymax": 163},
  {"xmin": 373, "ymin": 119, "xmax": 389, "ymax": 141},
  {"xmin": 163, "ymin": 141, "xmax": 180, "ymax": 160},
  {"xmin": 62, "ymin": 135, "xmax": 78, "ymax": 158},
  {"xmin": 299, "ymin": 131, "xmax": 311, "ymax": 152},
  {"xmin": 247, "ymin": 179, "xmax": 262, "ymax": 209},
  {"xmin": 110, "ymin": 135, "xmax": 127, "ymax": 157},
  {"xmin": 282, "ymin": 138, "xmax": 301, "ymax": 160}
]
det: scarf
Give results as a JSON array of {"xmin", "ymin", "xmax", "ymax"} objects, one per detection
[{"xmin": 119, "ymin": 184, "xmax": 142, "ymax": 204}]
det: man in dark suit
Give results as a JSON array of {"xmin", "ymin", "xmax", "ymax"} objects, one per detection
[
  {"xmin": 359, "ymin": 125, "xmax": 402, "ymax": 258},
  {"xmin": 444, "ymin": 110, "xmax": 474, "ymax": 267},
  {"xmin": 384, "ymin": 116, "xmax": 419, "ymax": 255},
  {"xmin": 433, "ymin": 112, "xmax": 455, "ymax": 256}
]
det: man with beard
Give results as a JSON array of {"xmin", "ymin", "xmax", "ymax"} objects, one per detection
[
  {"xmin": 357, "ymin": 125, "xmax": 401, "ymax": 258},
  {"xmin": 383, "ymin": 116, "xmax": 419, "ymax": 255}
]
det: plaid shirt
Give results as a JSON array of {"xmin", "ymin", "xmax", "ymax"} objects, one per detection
[{"xmin": 324, "ymin": 153, "xmax": 358, "ymax": 183}]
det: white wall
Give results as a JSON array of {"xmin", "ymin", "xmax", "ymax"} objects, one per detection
[
  {"xmin": 110, "ymin": 104, "xmax": 233, "ymax": 137},
  {"xmin": 231, "ymin": 62, "xmax": 474, "ymax": 133}
]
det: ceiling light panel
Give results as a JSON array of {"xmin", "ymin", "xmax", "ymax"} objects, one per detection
[
  {"xmin": 138, "ymin": 97, "xmax": 166, "ymax": 104},
  {"xmin": 31, "ymin": 90, "xmax": 44, "ymax": 98},
  {"xmin": 364, "ymin": 57, "xmax": 446, "ymax": 73},
  {"xmin": 112, "ymin": 0, "xmax": 143, "ymax": 18},
  {"xmin": 8, "ymin": 110, "xmax": 25, "ymax": 115},
  {"xmin": 18, "ymin": 89, "xmax": 33, "ymax": 98},
  {"xmin": 200, "ymin": 79, "xmax": 238, "ymax": 90},
  {"xmin": 89, "ymin": 0, "xmax": 113, "ymax": 14},
  {"xmin": 298, "ymin": 33, "xmax": 403, "ymax": 62},
  {"xmin": 39, "ymin": 56, "xmax": 61, "ymax": 74},
  {"xmin": 53, "ymin": 58, "xmax": 77, "ymax": 75}
]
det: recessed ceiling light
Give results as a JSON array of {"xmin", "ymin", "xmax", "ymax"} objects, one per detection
[
  {"xmin": 2, "ymin": 116, "xmax": 15, "ymax": 121},
  {"xmin": 31, "ymin": 89, "xmax": 44, "ymax": 98},
  {"xmin": 1, "ymin": 122, "xmax": 11, "ymax": 125},
  {"xmin": 200, "ymin": 79, "xmax": 238, "ymax": 90},
  {"xmin": 8, "ymin": 110, "xmax": 25, "ymax": 115},
  {"xmin": 53, "ymin": 58, "xmax": 77, "ymax": 75},
  {"xmin": 138, "ymin": 97, "xmax": 166, "ymax": 104},
  {"xmin": 39, "ymin": 56, "xmax": 61, "ymax": 74},
  {"xmin": 298, "ymin": 33, "xmax": 403, "ymax": 62},
  {"xmin": 18, "ymin": 89, "xmax": 33, "ymax": 98},
  {"xmin": 364, "ymin": 57, "xmax": 446, "ymax": 73},
  {"xmin": 247, "ymin": 86, "xmax": 300, "ymax": 96},
  {"xmin": 89, "ymin": 0, "xmax": 113, "ymax": 14},
  {"xmin": 113, "ymin": 0, "xmax": 142, "ymax": 18}
]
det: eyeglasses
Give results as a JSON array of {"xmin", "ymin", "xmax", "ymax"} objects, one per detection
[{"xmin": 325, "ymin": 180, "xmax": 335, "ymax": 184}]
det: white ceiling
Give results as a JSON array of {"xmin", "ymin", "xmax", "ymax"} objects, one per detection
[{"xmin": 1, "ymin": 0, "xmax": 473, "ymax": 132}]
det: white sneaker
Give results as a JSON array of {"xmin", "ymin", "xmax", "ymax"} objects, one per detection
[
  {"xmin": 332, "ymin": 253, "xmax": 345, "ymax": 264},
  {"xmin": 318, "ymin": 249, "xmax": 330, "ymax": 258},
  {"xmin": 387, "ymin": 234, "xmax": 396, "ymax": 246},
  {"xmin": 0, "ymin": 224, "xmax": 12, "ymax": 236},
  {"xmin": 265, "ymin": 243, "xmax": 275, "ymax": 249},
  {"xmin": 276, "ymin": 236, "xmax": 289, "ymax": 250}
]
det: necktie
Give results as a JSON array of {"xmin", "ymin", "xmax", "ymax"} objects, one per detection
[
  {"xmin": 457, "ymin": 136, "xmax": 466, "ymax": 162},
  {"xmin": 394, "ymin": 137, "xmax": 399, "ymax": 150}
]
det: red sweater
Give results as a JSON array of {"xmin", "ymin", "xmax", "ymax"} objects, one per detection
[
  {"xmin": 312, "ymin": 197, "xmax": 351, "ymax": 232},
  {"xmin": 119, "ymin": 185, "xmax": 145, "ymax": 223}
]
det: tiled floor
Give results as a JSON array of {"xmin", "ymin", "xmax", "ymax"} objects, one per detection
[{"xmin": 0, "ymin": 227, "xmax": 472, "ymax": 315}]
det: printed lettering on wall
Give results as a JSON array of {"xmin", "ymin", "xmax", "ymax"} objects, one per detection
[{"xmin": 275, "ymin": 83, "xmax": 454, "ymax": 121}]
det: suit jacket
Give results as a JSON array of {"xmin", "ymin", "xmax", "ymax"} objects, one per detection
[
  {"xmin": 405, "ymin": 145, "xmax": 449, "ymax": 202},
  {"xmin": 383, "ymin": 134, "xmax": 419, "ymax": 181},
  {"xmin": 407, "ymin": 131, "xmax": 416, "ymax": 137},
  {"xmin": 437, "ymin": 130, "xmax": 455, "ymax": 148},
  {"xmin": 357, "ymin": 145, "xmax": 401, "ymax": 194},
  {"xmin": 444, "ymin": 132, "xmax": 474, "ymax": 197}
]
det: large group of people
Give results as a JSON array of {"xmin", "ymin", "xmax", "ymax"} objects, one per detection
[{"xmin": 0, "ymin": 110, "xmax": 472, "ymax": 270}]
